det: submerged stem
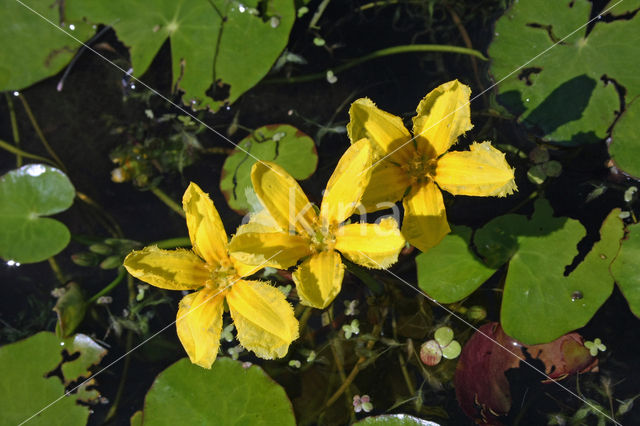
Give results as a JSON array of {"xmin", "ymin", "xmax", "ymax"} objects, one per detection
[
  {"xmin": 267, "ymin": 44, "xmax": 488, "ymax": 84},
  {"xmin": 149, "ymin": 186, "xmax": 186, "ymax": 218},
  {"xmin": 87, "ymin": 268, "xmax": 127, "ymax": 304},
  {"xmin": 18, "ymin": 93, "xmax": 67, "ymax": 172},
  {"xmin": 4, "ymin": 93, "xmax": 21, "ymax": 167},
  {"xmin": 0, "ymin": 138, "xmax": 56, "ymax": 165}
]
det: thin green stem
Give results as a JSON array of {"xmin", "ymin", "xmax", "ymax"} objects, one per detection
[
  {"xmin": 48, "ymin": 257, "xmax": 65, "ymax": 284},
  {"xmin": 87, "ymin": 268, "xmax": 127, "ymax": 304},
  {"xmin": 105, "ymin": 330, "xmax": 133, "ymax": 422},
  {"xmin": 0, "ymin": 138, "xmax": 56, "ymax": 165},
  {"xmin": 18, "ymin": 93, "xmax": 67, "ymax": 172},
  {"xmin": 151, "ymin": 237, "xmax": 192, "ymax": 249},
  {"xmin": 76, "ymin": 191, "xmax": 123, "ymax": 238},
  {"xmin": 267, "ymin": 44, "xmax": 488, "ymax": 84},
  {"xmin": 149, "ymin": 186, "xmax": 186, "ymax": 218},
  {"xmin": 4, "ymin": 93, "xmax": 22, "ymax": 167}
]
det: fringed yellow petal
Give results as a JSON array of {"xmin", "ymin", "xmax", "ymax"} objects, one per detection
[
  {"xmin": 235, "ymin": 209, "xmax": 282, "ymax": 235},
  {"xmin": 229, "ymin": 231, "xmax": 312, "ymax": 270},
  {"xmin": 123, "ymin": 246, "xmax": 209, "ymax": 290},
  {"xmin": 183, "ymin": 183, "xmax": 229, "ymax": 266},
  {"xmin": 434, "ymin": 142, "xmax": 517, "ymax": 197},
  {"xmin": 227, "ymin": 280, "xmax": 299, "ymax": 359},
  {"xmin": 402, "ymin": 181, "xmax": 451, "ymax": 253},
  {"xmin": 347, "ymin": 98, "xmax": 412, "ymax": 162},
  {"xmin": 251, "ymin": 161, "xmax": 317, "ymax": 235},
  {"xmin": 335, "ymin": 218, "xmax": 405, "ymax": 269},
  {"xmin": 176, "ymin": 289, "xmax": 225, "ymax": 369},
  {"xmin": 320, "ymin": 139, "xmax": 372, "ymax": 225},
  {"xmin": 359, "ymin": 161, "xmax": 410, "ymax": 213},
  {"xmin": 292, "ymin": 251, "xmax": 345, "ymax": 309},
  {"xmin": 412, "ymin": 80, "xmax": 472, "ymax": 157}
]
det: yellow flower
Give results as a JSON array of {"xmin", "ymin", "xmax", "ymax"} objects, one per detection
[
  {"xmin": 123, "ymin": 183, "xmax": 299, "ymax": 368},
  {"xmin": 347, "ymin": 79, "xmax": 517, "ymax": 252},
  {"xmin": 229, "ymin": 139, "xmax": 406, "ymax": 309}
]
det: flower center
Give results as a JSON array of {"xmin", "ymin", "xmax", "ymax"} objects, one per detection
[
  {"xmin": 402, "ymin": 152, "xmax": 437, "ymax": 183},
  {"xmin": 206, "ymin": 259, "xmax": 237, "ymax": 290},
  {"xmin": 310, "ymin": 224, "xmax": 336, "ymax": 253}
]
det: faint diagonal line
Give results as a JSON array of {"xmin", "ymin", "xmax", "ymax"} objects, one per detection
[
  {"xmin": 18, "ymin": 251, "xmax": 283, "ymax": 425},
  {"xmin": 363, "ymin": 0, "xmax": 625, "ymax": 175},
  {"xmin": 355, "ymin": 250, "xmax": 622, "ymax": 426},
  {"xmin": 12, "ymin": 0, "xmax": 286, "ymax": 178}
]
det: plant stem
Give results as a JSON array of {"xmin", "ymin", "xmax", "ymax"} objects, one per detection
[
  {"xmin": 105, "ymin": 329, "xmax": 133, "ymax": 422},
  {"xmin": 267, "ymin": 44, "xmax": 488, "ymax": 84},
  {"xmin": 76, "ymin": 191, "xmax": 124, "ymax": 238},
  {"xmin": 17, "ymin": 93, "xmax": 67, "ymax": 172},
  {"xmin": 87, "ymin": 268, "xmax": 127, "ymax": 304},
  {"xmin": 325, "ymin": 322, "xmax": 383, "ymax": 408},
  {"xmin": 149, "ymin": 186, "xmax": 186, "ymax": 218},
  {"xmin": 4, "ymin": 93, "xmax": 22, "ymax": 167},
  {"xmin": 151, "ymin": 237, "xmax": 192, "ymax": 249},
  {"xmin": 48, "ymin": 257, "xmax": 65, "ymax": 284},
  {"xmin": 0, "ymin": 138, "xmax": 56, "ymax": 165}
]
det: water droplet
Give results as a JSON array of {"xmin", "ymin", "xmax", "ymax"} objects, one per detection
[
  {"xmin": 69, "ymin": 24, "xmax": 76, "ymax": 31},
  {"xmin": 495, "ymin": 32, "xmax": 500, "ymax": 36},
  {"xmin": 60, "ymin": 342, "xmax": 65, "ymax": 346},
  {"xmin": 238, "ymin": 4, "xmax": 246, "ymax": 13},
  {"xmin": 6, "ymin": 260, "xmax": 20, "ymax": 267},
  {"xmin": 525, "ymin": 98, "xmax": 530, "ymax": 102},
  {"xmin": 571, "ymin": 291, "xmax": 583, "ymax": 301},
  {"xmin": 270, "ymin": 16, "xmax": 280, "ymax": 28},
  {"xmin": 25, "ymin": 164, "xmax": 46, "ymax": 177},
  {"xmin": 599, "ymin": 253, "xmax": 607, "ymax": 260},
  {"xmin": 13, "ymin": 91, "xmax": 19, "ymax": 97}
]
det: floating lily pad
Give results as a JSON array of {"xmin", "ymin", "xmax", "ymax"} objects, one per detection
[
  {"xmin": 610, "ymin": 97, "xmax": 640, "ymax": 178},
  {"xmin": 0, "ymin": 164, "xmax": 75, "ymax": 263},
  {"xmin": 611, "ymin": 222, "xmax": 640, "ymax": 318},
  {"xmin": 476, "ymin": 200, "xmax": 623, "ymax": 344},
  {"xmin": 0, "ymin": 332, "xmax": 107, "ymax": 425},
  {"xmin": 355, "ymin": 414, "xmax": 441, "ymax": 425},
  {"xmin": 416, "ymin": 226, "xmax": 497, "ymax": 303},
  {"xmin": 489, "ymin": 0, "xmax": 640, "ymax": 146},
  {"xmin": 66, "ymin": 0, "xmax": 295, "ymax": 111},
  {"xmin": 0, "ymin": 0, "xmax": 94, "ymax": 91},
  {"xmin": 141, "ymin": 357, "xmax": 296, "ymax": 425},
  {"xmin": 220, "ymin": 124, "xmax": 318, "ymax": 214}
]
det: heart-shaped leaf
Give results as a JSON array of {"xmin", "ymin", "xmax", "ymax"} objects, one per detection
[
  {"xmin": 416, "ymin": 226, "xmax": 497, "ymax": 303},
  {"xmin": 66, "ymin": 0, "xmax": 295, "ymax": 111},
  {"xmin": 220, "ymin": 124, "xmax": 318, "ymax": 214},
  {"xmin": 0, "ymin": 332, "xmax": 107, "ymax": 425},
  {"xmin": 0, "ymin": 164, "xmax": 75, "ymax": 263},
  {"xmin": 489, "ymin": 0, "xmax": 640, "ymax": 146},
  {"xmin": 140, "ymin": 357, "xmax": 296, "ymax": 425},
  {"xmin": 476, "ymin": 201, "xmax": 623, "ymax": 344},
  {"xmin": 0, "ymin": 0, "xmax": 94, "ymax": 91}
]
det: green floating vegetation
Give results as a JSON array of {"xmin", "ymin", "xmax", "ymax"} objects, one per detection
[
  {"xmin": 355, "ymin": 414, "xmax": 442, "ymax": 425},
  {"xmin": 610, "ymin": 97, "xmax": 640, "ymax": 178},
  {"xmin": 0, "ymin": 164, "xmax": 75, "ymax": 263},
  {"xmin": 611, "ymin": 222, "xmax": 640, "ymax": 318},
  {"xmin": 220, "ymin": 124, "xmax": 318, "ymax": 214},
  {"xmin": 489, "ymin": 0, "xmax": 640, "ymax": 146},
  {"xmin": 416, "ymin": 226, "xmax": 497, "ymax": 304},
  {"xmin": 0, "ymin": 332, "xmax": 107, "ymax": 425},
  {"xmin": 475, "ymin": 200, "xmax": 624, "ymax": 344},
  {"xmin": 0, "ymin": 0, "xmax": 94, "ymax": 91},
  {"xmin": 66, "ymin": 0, "xmax": 295, "ymax": 111},
  {"xmin": 140, "ymin": 357, "xmax": 296, "ymax": 425}
]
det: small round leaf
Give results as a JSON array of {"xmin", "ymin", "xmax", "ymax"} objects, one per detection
[{"xmin": 0, "ymin": 164, "xmax": 75, "ymax": 263}]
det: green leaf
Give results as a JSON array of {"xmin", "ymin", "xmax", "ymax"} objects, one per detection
[
  {"xmin": 220, "ymin": 124, "xmax": 318, "ymax": 214},
  {"xmin": 66, "ymin": 0, "xmax": 295, "ymax": 111},
  {"xmin": 141, "ymin": 357, "xmax": 296, "ymax": 425},
  {"xmin": 0, "ymin": 0, "xmax": 94, "ymax": 91},
  {"xmin": 482, "ymin": 201, "xmax": 624, "ymax": 344},
  {"xmin": 0, "ymin": 332, "xmax": 107, "ymax": 425},
  {"xmin": 416, "ymin": 226, "xmax": 497, "ymax": 303},
  {"xmin": 489, "ymin": 0, "xmax": 640, "ymax": 146},
  {"xmin": 355, "ymin": 414, "xmax": 441, "ymax": 425},
  {"xmin": 610, "ymin": 97, "xmax": 640, "ymax": 178},
  {"xmin": 0, "ymin": 164, "xmax": 75, "ymax": 263},
  {"xmin": 611, "ymin": 222, "xmax": 640, "ymax": 318},
  {"xmin": 434, "ymin": 327, "xmax": 454, "ymax": 347},
  {"xmin": 54, "ymin": 282, "xmax": 87, "ymax": 338}
]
